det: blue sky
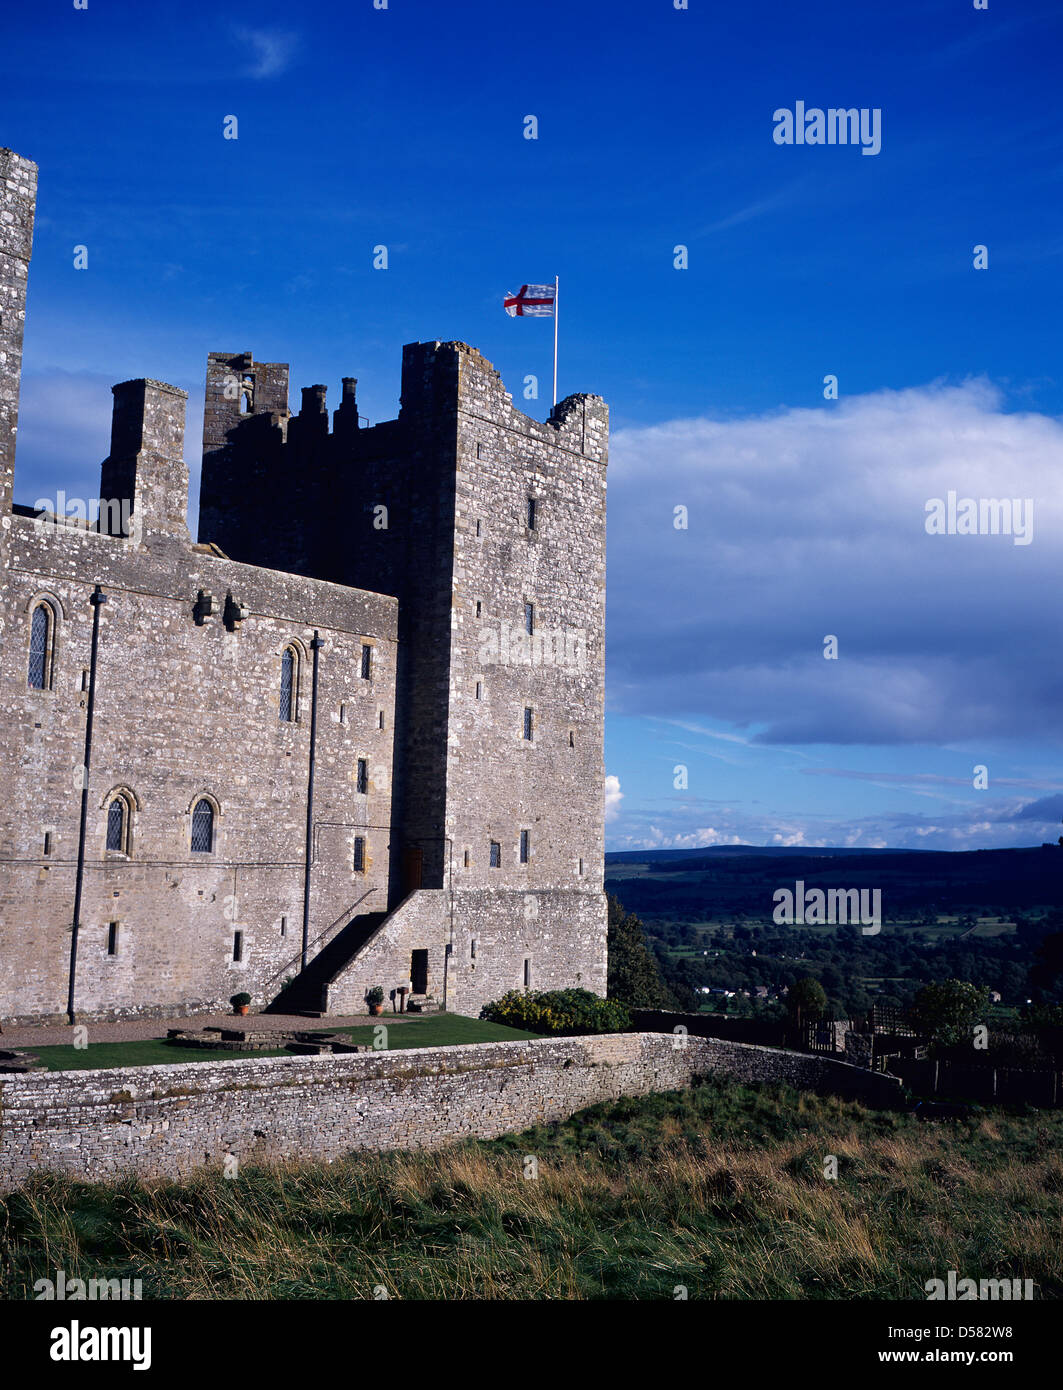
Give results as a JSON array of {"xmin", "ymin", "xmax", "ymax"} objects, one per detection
[{"xmin": 4, "ymin": 0, "xmax": 1062, "ymax": 850}]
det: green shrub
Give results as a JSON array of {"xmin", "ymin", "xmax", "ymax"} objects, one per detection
[{"xmin": 480, "ymin": 988, "xmax": 630, "ymax": 1036}]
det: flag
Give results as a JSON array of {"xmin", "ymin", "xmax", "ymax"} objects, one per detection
[{"xmin": 504, "ymin": 283, "xmax": 555, "ymax": 317}]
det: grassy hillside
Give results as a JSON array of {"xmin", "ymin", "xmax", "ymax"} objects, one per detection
[{"xmin": 2, "ymin": 1076, "xmax": 1060, "ymax": 1300}]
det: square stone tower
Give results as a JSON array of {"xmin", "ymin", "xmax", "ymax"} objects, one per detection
[{"xmin": 198, "ymin": 340, "xmax": 609, "ymax": 1011}]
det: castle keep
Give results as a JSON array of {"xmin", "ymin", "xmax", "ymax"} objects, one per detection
[{"xmin": 0, "ymin": 149, "xmax": 608, "ymax": 1025}]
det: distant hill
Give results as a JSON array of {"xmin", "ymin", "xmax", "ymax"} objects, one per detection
[
  {"xmin": 604, "ymin": 845, "xmax": 1061, "ymax": 921},
  {"xmin": 606, "ymin": 845, "xmax": 933, "ymax": 862}
]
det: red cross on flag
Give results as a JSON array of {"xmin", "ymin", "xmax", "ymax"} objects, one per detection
[{"xmin": 504, "ymin": 283, "xmax": 556, "ymax": 317}]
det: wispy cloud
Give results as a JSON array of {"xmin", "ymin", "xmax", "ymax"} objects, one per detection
[{"xmin": 234, "ymin": 27, "xmax": 300, "ymax": 79}]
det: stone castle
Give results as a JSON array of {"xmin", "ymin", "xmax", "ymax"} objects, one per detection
[{"xmin": 0, "ymin": 148, "xmax": 608, "ymax": 1025}]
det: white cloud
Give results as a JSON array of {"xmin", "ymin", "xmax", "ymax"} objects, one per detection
[
  {"xmin": 604, "ymin": 774, "xmax": 623, "ymax": 822},
  {"xmin": 608, "ymin": 379, "xmax": 1063, "ymax": 745}
]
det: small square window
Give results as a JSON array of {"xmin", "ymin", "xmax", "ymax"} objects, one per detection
[{"xmin": 489, "ymin": 841, "xmax": 501, "ymax": 868}]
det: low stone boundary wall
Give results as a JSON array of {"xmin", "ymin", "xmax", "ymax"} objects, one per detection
[{"xmin": 0, "ymin": 1032, "xmax": 901, "ymax": 1190}]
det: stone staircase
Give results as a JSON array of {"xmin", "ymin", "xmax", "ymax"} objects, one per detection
[{"xmin": 266, "ymin": 910, "xmax": 388, "ymax": 1016}]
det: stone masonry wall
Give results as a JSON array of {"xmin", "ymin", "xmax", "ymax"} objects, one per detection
[
  {"xmin": 0, "ymin": 1033, "xmax": 901, "ymax": 1189},
  {"xmin": 0, "ymin": 149, "xmax": 36, "ymax": 525},
  {"xmin": 0, "ymin": 380, "xmax": 399, "ymax": 1023},
  {"xmin": 323, "ymin": 886, "xmax": 609, "ymax": 1018}
]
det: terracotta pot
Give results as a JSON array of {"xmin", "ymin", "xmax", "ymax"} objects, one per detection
[
  {"xmin": 369, "ymin": 1002, "xmax": 383, "ymax": 1016},
  {"xmin": 234, "ymin": 1004, "xmax": 249, "ymax": 1016}
]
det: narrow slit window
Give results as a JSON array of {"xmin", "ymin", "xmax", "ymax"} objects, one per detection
[
  {"xmin": 357, "ymin": 759, "xmax": 369, "ymax": 794},
  {"xmin": 569, "ymin": 729, "xmax": 575, "ymax": 748},
  {"xmin": 378, "ymin": 709, "xmax": 385, "ymax": 729},
  {"xmin": 43, "ymin": 832, "xmax": 53, "ymax": 857},
  {"xmin": 489, "ymin": 841, "xmax": 501, "ymax": 868},
  {"xmin": 280, "ymin": 915, "xmax": 288, "ymax": 938},
  {"xmin": 520, "ymin": 829, "xmax": 530, "ymax": 864},
  {"xmin": 233, "ymin": 930, "xmax": 243, "ymax": 963},
  {"xmin": 527, "ymin": 497, "xmax": 537, "ymax": 530},
  {"xmin": 353, "ymin": 836, "xmax": 366, "ymax": 872},
  {"xmin": 107, "ymin": 922, "xmax": 119, "ymax": 956},
  {"xmin": 523, "ymin": 707, "xmax": 533, "ymax": 741},
  {"xmin": 523, "ymin": 958, "xmax": 531, "ymax": 989},
  {"xmin": 524, "ymin": 602, "xmax": 534, "ymax": 636},
  {"xmin": 475, "ymin": 681, "xmax": 483, "ymax": 701},
  {"xmin": 463, "ymin": 848, "xmax": 470, "ymax": 868},
  {"xmin": 361, "ymin": 644, "xmax": 372, "ymax": 679}
]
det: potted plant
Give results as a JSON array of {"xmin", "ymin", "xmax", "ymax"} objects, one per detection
[
  {"xmin": 231, "ymin": 991, "xmax": 252, "ymax": 1017},
  {"xmin": 366, "ymin": 985, "xmax": 385, "ymax": 1017}
]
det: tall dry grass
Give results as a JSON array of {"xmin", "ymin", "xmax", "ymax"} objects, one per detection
[{"xmin": 1, "ymin": 1076, "xmax": 1059, "ymax": 1299}]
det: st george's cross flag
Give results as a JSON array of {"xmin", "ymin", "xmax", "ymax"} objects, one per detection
[{"xmin": 504, "ymin": 283, "xmax": 556, "ymax": 317}]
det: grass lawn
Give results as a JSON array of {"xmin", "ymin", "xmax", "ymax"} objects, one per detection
[
  {"xmin": 306, "ymin": 1015, "xmax": 539, "ymax": 1049},
  {"xmin": 25, "ymin": 1014, "xmax": 539, "ymax": 1072}
]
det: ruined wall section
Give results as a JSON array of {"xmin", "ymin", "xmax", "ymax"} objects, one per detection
[{"xmin": 0, "ymin": 150, "xmax": 37, "ymax": 535}]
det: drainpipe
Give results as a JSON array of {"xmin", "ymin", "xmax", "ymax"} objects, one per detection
[
  {"xmin": 68, "ymin": 584, "xmax": 108, "ymax": 1024},
  {"xmin": 301, "ymin": 631, "xmax": 322, "ymax": 973}
]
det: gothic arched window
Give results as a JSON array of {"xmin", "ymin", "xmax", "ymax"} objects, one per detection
[
  {"xmin": 28, "ymin": 603, "xmax": 53, "ymax": 689},
  {"xmin": 106, "ymin": 797, "xmax": 126, "ymax": 852},
  {"xmin": 279, "ymin": 647, "xmax": 297, "ymax": 722},
  {"xmin": 191, "ymin": 798, "xmax": 215, "ymax": 853}
]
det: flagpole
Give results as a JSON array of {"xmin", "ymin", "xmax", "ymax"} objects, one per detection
[{"xmin": 552, "ymin": 275, "xmax": 559, "ymax": 408}]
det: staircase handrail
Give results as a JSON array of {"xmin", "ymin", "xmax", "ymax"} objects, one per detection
[{"xmin": 264, "ymin": 889, "xmax": 379, "ymax": 986}]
